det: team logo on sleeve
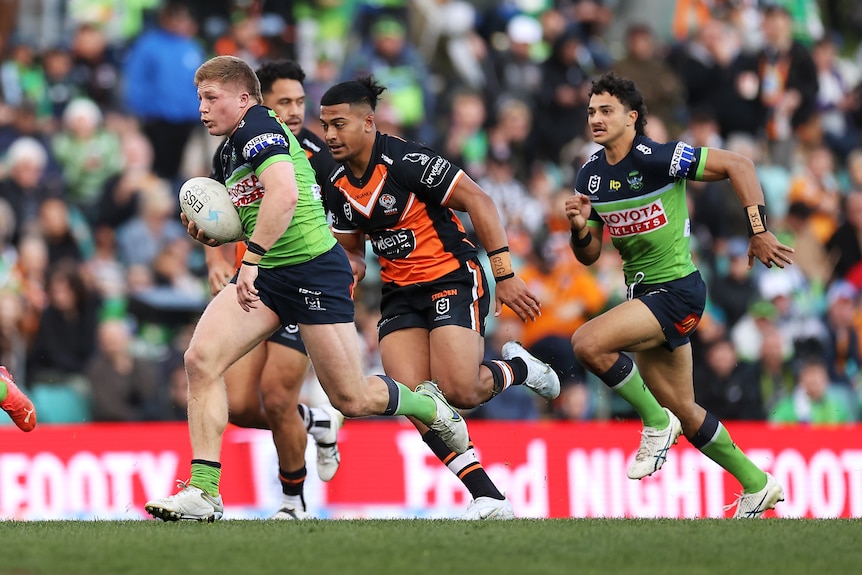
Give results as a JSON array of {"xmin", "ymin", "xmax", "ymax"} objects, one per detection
[
  {"xmin": 588, "ymin": 175, "xmax": 601, "ymax": 194},
  {"xmin": 420, "ymin": 156, "xmax": 451, "ymax": 187},
  {"xmin": 403, "ymin": 152, "xmax": 430, "ymax": 165},
  {"xmin": 242, "ymin": 133, "xmax": 287, "ymax": 159}
]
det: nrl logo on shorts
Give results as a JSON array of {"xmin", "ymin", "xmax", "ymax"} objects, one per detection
[
  {"xmin": 588, "ymin": 175, "xmax": 601, "ymax": 194},
  {"xmin": 379, "ymin": 193, "xmax": 397, "ymax": 214},
  {"xmin": 435, "ymin": 297, "xmax": 450, "ymax": 315},
  {"xmin": 342, "ymin": 202, "xmax": 353, "ymax": 221}
]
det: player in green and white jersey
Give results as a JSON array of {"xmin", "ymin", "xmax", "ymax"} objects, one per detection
[
  {"xmin": 145, "ymin": 55, "xmax": 470, "ymax": 522},
  {"xmin": 566, "ymin": 72, "xmax": 794, "ymax": 518}
]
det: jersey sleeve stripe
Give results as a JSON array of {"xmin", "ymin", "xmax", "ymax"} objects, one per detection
[
  {"xmin": 255, "ymin": 153, "xmax": 292, "ymax": 178},
  {"xmin": 440, "ymin": 170, "xmax": 465, "ymax": 205},
  {"xmin": 695, "ymin": 147, "xmax": 709, "ymax": 181}
]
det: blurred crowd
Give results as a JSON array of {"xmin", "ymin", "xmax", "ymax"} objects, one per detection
[{"xmin": 1, "ymin": 0, "xmax": 861, "ymax": 426}]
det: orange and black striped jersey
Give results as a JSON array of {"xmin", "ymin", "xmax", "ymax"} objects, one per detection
[{"xmin": 324, "ymin": 133, "xmax": 477, "ymax": 286}]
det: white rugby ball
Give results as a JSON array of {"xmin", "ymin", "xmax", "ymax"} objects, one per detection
[{"xmin": 178, "ymin": 177, "xmax": 244, "ymax": 243}]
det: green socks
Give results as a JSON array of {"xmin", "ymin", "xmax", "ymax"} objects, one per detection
[
  {"xmin": 394, "ymin": 382, "xmax": 436, "ymax": 422},
  {"xmin": 190, "ymin": 460, "xmax": 222, "ymax": 497},
  {"xmin": 612, "ymin": 369, "xmax": 669, "ymax": 429},
  {"xmin": 698, "ymin": 424, "xmax": 767, "ymax": 493}
]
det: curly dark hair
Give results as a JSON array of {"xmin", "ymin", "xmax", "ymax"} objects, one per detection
[
  {"xmin": 255, "ymin": 60, "xmax": 306, "ymax": 94},
  {"xmin": 320, "ymin": 75, "xmax": 387, "ymax": 112},
  {"xmin": 589, "ymin": 72, "xmax": 649, "ymax": 136}
]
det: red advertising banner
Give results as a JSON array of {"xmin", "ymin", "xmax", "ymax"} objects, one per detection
[{"xmin": 1, "ymin": 420, "xmax": 860, "ymax": 519}]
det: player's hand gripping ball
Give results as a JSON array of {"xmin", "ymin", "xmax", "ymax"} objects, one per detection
[{"xmin": 178, "ymin": 177, "xmax": 244, "ymax": 244}]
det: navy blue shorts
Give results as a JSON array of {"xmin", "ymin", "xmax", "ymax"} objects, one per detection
[
  {"xmin": 378, "ymin": 258, "xmax": 489, "ymax": 340},
  {"xmin": 631, "ymin": 271, "xmax": 706, "ymax": 351},
  {"xmin": 266, "ymin": 324, "xmax": 307, "ymax": 354},
  {"xmin": 234, "ymin": 244, "xmax": 355, "ymax": 327}
]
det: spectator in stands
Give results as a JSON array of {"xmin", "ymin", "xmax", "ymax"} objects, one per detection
[
  {"xmin": 768, "ymin": 356, "xmax": 855, "ymax": 424},
  {"xmin": 754, "ymin": 322, "xmax": 797, "ymax": 412},
  {"xmin": 787, "ymin": 143, "xmax": 841, "ymax": 245},
  {"xmin": 51, "ymin": 97, "xmax": 122, "ymax": 225},
  {"xmin": 437, "ymin": 88, "xmax": 489, "ymax": 179},
  {"xmin": 0, "ymin": 137, "xmax": 59, "ymax": 244},
  {"xmin": 709, "ymin": 237, "xmax": 760, "ymax": 330},
  {"xmin": 812, "ymin": 35, "xmax": 861, "ymax": 163},
  {"xmin": 734, "ymin": 3, "xmax": 819, "ymax": 167},
  {"xmin": 68, "ymin": 23, "xmax": 120, "ymax": 111},
  {"xmin": 612, "ymin": 23, "xmax": 685, "ymax": 135},
  {"xmin": 87, "ymin": 317, "xmax": 162, "ymax": 422},
  {"xmin": 821, "ymin": 280, "xmax": 861, "ymax": 387},
  {"xmin": 122, "ymin": 2, "xmax": 205, "ymax": 182},
  {"xmin": 693, "ymin": 337, "xmax": 765, "ymax": 421},
  {"xmin": 26, "ymin": 259, "xmax": 99, "ymax": 388},
  {"xmin": 340, "ymin": 15, "xmax": 435, "ymax": 143},
  {"xmin": 670, "ymin": 18, "xmax": 747, "ymax": 139},
  {"xmin": 489, "ymin": 14, "xmax": 544, "ymax": 110},
  {"xmin": 115, "ymin": 178, "xmax": 188, "ymax": 268},
  {"xmin": 37, "ymin": 197, "xmax": 89, "ymax": 265},
  {"xmin": 534, "ymin": 26, "xmax": 596, "ymax": 164},
  {"xmin": 826, "ymin": 190, "xmax": 862, "ymax": 284}
]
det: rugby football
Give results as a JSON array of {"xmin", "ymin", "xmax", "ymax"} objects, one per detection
[{"xmin": 178, "ymin": 177, "xmax": 244, "ymax": 243}]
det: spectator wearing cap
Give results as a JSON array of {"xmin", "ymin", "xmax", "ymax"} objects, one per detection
[
  {"xmin": 340, "ymin": 15, "xmax": 435, "ymax": 143},
  {"xmin": 822, "ymin": 280, "xmax": 861, "ymax": 387},
  {"xmin": 488, "ymin": 14, "xmax": 544, "ymax": 110}
]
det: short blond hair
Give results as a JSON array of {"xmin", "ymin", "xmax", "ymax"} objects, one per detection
[{"xmin": 194, "ymin": 55, "xmax": 262, "ymax": 103}]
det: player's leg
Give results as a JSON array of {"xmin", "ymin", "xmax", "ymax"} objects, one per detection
[
  {"xmin": 146, "ymin": 284, "xmax": 280, "ymax": 522},
  {"xmin": 288, "ymin": 246, "xmax": 468, "ymax": 453},
  {"xmin": 0, "ymin": 366, "xmax": 36, "ymax": 432},
  {"xmin": 378, "ymin": 326, "xmax": 513, "ymax": 519},
  {"xmin": 571, "ymin": 299, "xmax": 679, "ymax": 479},
  {"xmin": 259, "ymin": 331, "xmax": 312, "ymax": 519},
  {"xmin": 300, "ymin": 320, "xmax": 469, "ymax": 454},
  {"xmin": 225, "ymin": 342, "xmax": 269, "ymax": 429},
  {"xmin": 638, "ymin": 345, "xmax": 784, "ymax": 517}
]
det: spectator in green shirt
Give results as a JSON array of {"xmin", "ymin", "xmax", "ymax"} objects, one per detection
[{"xmin": 769, "ymin": 357, "xmax": 855, "ymax": 424}]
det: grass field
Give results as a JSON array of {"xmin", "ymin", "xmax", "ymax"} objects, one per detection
[{"xmin": 2, "ymin": 518, "xmax": 861, "ymax": 575}]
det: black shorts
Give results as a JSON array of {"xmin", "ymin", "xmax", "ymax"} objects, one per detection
[
  {"xmin": 377, "ymin": 258, "xmax": 490, "ymax": 340},
  {"xmin": 632, "ymin": 270, "xmax": 706, "ymax": 351},
  {"xmin": 267, "ymin": 324, "xmax": 307, "ymax": 354},
  {"xmin": 235, "ymin": 244, "xmax": 355, "ymax": 327}
]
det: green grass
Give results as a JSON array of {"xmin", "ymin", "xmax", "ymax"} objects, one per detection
[{"xmin": 1, "ymin": 519, "xmax": 860, "ymax": 575}]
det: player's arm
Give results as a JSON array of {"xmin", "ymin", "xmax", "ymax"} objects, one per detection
[
  {"xmin": 446, "ymin": 174, "xmax": 540, "ymax": 322},
  {"xmin": 332, "ymin": 230, "xmax": 367, "ymax": 284},
  {"xmin": 697, "ymin": 147, "xmax": 794, "ymax": 269},
  {"xmin": 204, "ymin": 244, "xmax": 236, "ymax": 296},
  {"xmin": 565, "ymin": 194, "xmax": 602, "ymax": 265}
]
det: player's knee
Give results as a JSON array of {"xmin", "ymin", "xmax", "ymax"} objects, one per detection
[
  {"xmin": 437, "ymin": 384, "xmax": 482, "ymax": 410},
  {"xmin": 571, "ymin": 332, "xmax": 602, "ymax": 372},
  {"xmin": 261, "ymin": 390, "xmax": 298, "ymax": 421}
]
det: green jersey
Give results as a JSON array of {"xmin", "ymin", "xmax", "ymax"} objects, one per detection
[
  {"xmin": 575, "ymin": 134, "xmax": 708, "ymax": 285},
  {"xmin": 214, "ymin": 105, "xmax": 335, "ymax": 268}
]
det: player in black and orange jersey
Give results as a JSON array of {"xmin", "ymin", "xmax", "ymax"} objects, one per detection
[
  {"xmin": 319, "ymin": 76, "xmax": 561, "ymax": 519},
  {"xmin": 204, "ymin": 60, "xmax": 340, "ymax": 520}
]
